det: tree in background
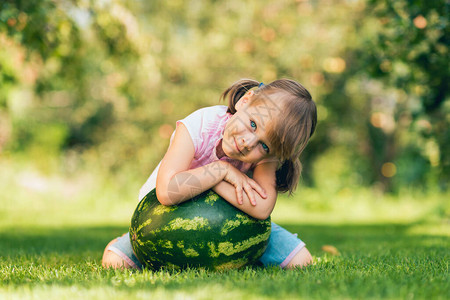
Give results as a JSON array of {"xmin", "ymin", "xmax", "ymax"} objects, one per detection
[
  {"xmin": 358, "ymin": 0, "xmax": 448, "ymax": 191},
  {"xmin": 0, "ymin": 0, "xmax": 447, "ymax": 193},
  {"xmin": 0, "ymin": 0, "xmax": 162, "ymax": 173}
]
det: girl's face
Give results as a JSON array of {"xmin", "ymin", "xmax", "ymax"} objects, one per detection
[{"xmin": 222, "ymin": 92, "xmax": 279, "ymax": 164}]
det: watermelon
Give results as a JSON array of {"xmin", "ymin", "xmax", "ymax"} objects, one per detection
[{"xmin": 129, "ymin": 188, "xmax": 271, "ymax": 271}]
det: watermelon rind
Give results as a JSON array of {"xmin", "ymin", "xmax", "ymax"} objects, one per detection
[{"xmin": 130, "ymin": 189, "xmax": 271, "ymax": 270}]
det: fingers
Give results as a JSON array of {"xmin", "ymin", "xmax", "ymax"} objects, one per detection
[
  {"xmin": 248, "ymin": 179, "xmax": 267, "ymax": 199},
  {"xmin": 235, "ymin": 185, "xmax": 243, "ymax": 205},
  {"xmin": 225, "ymin": 167, "xmax": 266, "ymax": 206},
  {"xmin": 243, "ymin": 183, "xmax": 256, "ymax": 206},
  {"xmin": 235, "ymin": 183, "xmax": 257, "ymax": 206}
]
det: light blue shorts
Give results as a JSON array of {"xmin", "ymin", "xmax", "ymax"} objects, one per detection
[{"xmin": 108, "ymin": 222, "xmax": 305, "ymax": 269}]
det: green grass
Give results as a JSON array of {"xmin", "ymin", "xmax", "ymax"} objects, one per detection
[
  {"xmin": 0, "ymin": 161, "xmax": 449, "ymax": 299},
  {"xmin": 1, "ymin": 222, "xmax": 448, "ymax": 299}
]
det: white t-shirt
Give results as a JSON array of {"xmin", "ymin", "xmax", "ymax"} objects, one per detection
[{"xmin": 138, "ymin": 105, "xmax": 258, "ymax": 200}]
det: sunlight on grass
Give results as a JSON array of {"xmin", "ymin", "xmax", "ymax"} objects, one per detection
[
  {"xmin": 406, "ymin": 222, "xmax": 450, "ymax": 237},
  {"xmin": 0, "ymin": 282, "xmax": 283, "ymax": 300},
  {"xmin": 0, "ymin": 160, "xmax": 141, "ymax": 227},
  {"xmin": 1, "ymin": 160, "xmax": 448, "ymax": 299}
]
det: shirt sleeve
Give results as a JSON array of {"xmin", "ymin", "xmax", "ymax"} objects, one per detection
[{"xmin": 174, "ymin": 107, "xmax": 208, "ymax": 157}]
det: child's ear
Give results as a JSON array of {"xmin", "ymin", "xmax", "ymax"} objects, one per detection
[{"xmin": 236, "ymin": 90, "xmax": 254, "ymax": 111}]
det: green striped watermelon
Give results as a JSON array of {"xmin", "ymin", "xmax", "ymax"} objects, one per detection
[{"xmin": 130, "ymin": 188, "xmax": 271, "ymax": 270}]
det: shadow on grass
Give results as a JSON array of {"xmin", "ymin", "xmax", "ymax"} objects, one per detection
[
  {"xmin": 0, "ymin": 225, "xmax": 129, "ymax": 259},
  {"xmin": 1, "ymin": 222, "xmax": 447, "ymax": 260},
  {"xmin": 1, "ymin": 222, "xmax": 448, "ymax": 299},
  {"xmin": 281, "ymin": 222, "xmax": 449, "ymax": 255}
]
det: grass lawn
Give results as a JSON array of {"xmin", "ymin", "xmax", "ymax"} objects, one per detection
[{"xmin": 0, "ymin": 165, "xmax": 449, "ymax": 299}]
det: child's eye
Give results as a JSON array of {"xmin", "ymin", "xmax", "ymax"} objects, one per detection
[{"xmin": 250, "ymin": 120, "xmax": 269, "ymax": 153}]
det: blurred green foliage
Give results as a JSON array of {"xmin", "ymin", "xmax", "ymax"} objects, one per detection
[{"xmin": 0, "ymin": 0, "xmax": 448, "ymax": 193}]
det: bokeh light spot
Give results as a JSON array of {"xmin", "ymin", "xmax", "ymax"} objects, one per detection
[
  {"xmin": 413, "ymin": 15, "xmax": 427, "ymax": 29},
  {"xmin": 381, "ymin": 162, "xmax": 397, "ymax": 178},
  {"xmin": 159, "ymin": 124, "xmax": 174, "ymax": 139},
  {"xmin": 323, "ymin": 57, "xmax": 346, "ymax": 73},
  {"xmin": 370, "ymin": 112, "xmax": 383, "ymax": 128},
  {"xmin": 310, "ymin": 72, "xmax": 325, "ymax": 86}
]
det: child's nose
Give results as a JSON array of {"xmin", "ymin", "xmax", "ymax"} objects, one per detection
[{"xmin": 242, "ymin": 134, "xmax": 258, "ymax": 150}]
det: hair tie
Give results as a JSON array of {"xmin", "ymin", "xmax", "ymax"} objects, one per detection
[{"xmin": 259, "ymin": 82, "xmax": 265, "ymax": 88}]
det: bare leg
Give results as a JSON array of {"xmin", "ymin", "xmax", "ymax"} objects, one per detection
[
  {"xmin": 285, "ymin": 247, "xmax": 313, "ymax": 269},
  {"xmin": 101, "ymin": 236, "xmax": 133, "ymax": 269}
]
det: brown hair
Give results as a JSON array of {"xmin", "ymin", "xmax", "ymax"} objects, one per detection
[{"xmin": 221, "ymin": 78, "xmax": 317, "ymax": 194}]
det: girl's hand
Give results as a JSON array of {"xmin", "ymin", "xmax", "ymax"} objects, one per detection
[{"xmin": 222, "ymin": 162, "xmax": 267, "ymax": 206}]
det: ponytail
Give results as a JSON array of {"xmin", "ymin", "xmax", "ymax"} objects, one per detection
[
  {"xmin": 220, "ymin": 79, "xmax": 259, "ymax": 114},
  {"xmin": 276, "ymin": 158, "xmax": 302, "ymax": 194}
]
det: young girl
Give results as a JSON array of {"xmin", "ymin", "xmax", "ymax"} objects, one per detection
[{"xmin": 102, "ymin": 78, "xmax": 317, "ymax": 269}]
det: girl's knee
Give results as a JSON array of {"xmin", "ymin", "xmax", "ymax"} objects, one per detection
[
  {"xmin": 101, "ymin": 238, "xmax": 132, "ymax": 269},
  {"xmin": 285, "ymin": 247, "xmax": 313, "ymax": 269}
]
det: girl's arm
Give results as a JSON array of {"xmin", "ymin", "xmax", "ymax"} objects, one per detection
[
  {"xmin": 212, "ymin": 161, "xmax": 278, "ymax": 220},
  {"xmin": 156, "ymin": 123, "xmax": 230, "ymax": 205},
  {"xmin": 156, "ymin": 122, "xmax": 272, "ymax": 214}
]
